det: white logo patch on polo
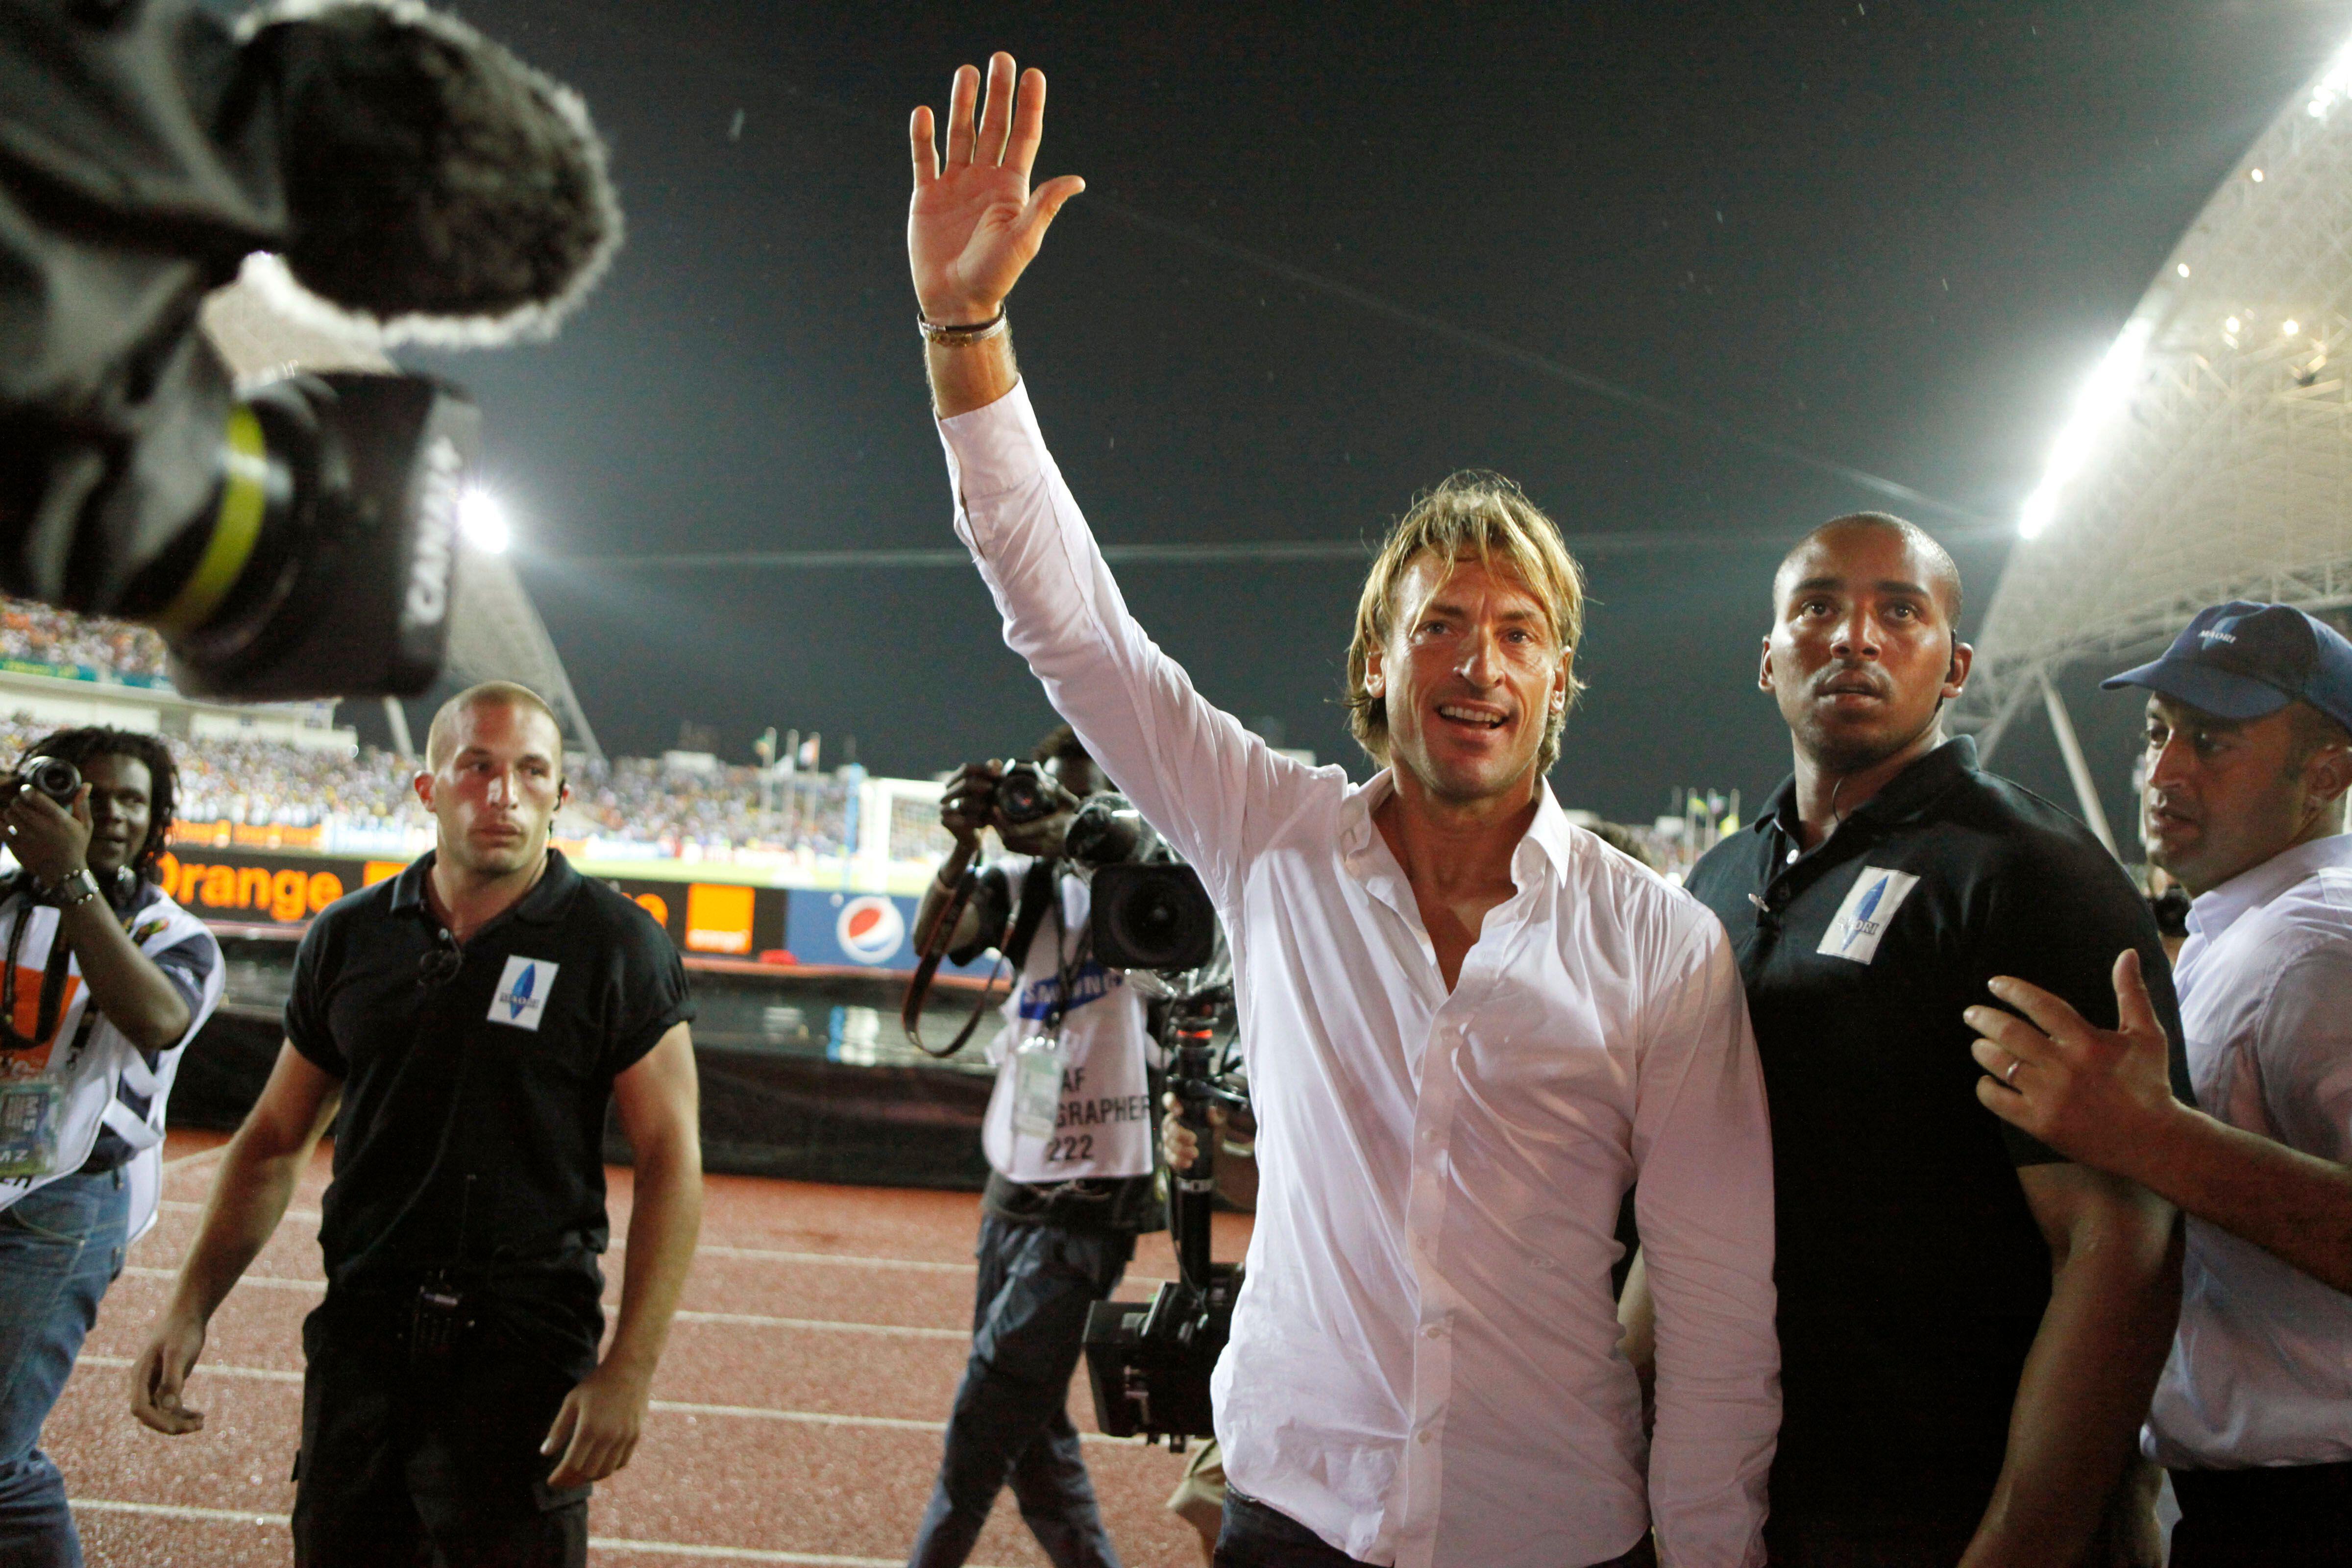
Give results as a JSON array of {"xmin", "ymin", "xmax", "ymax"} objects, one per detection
[
  {"xmin": 490, "ymin": 956, "xmax": 559, "ymax": 1030},
  {"xmin": 1816, "ymin": 866, "xmax": 1921, "ymax": 964}
]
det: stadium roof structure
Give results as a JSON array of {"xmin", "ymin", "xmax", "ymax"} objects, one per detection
[
  {"xmin": 1957, "ymin": 35, "xmax": 2352, "ymax": 848},
  {"xmin": 199, "ymin": 283, "xmax": 603, "ymax": 761}
]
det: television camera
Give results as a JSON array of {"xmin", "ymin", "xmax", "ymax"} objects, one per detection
[
  {"xmin": 1066, "ymin": 793, "xmax": 1241, "ymax": 1449},
  {"xmin": 0, "ymin": 0, "xmax": 619, "ymax": 697},
  {"xmin": 1081, "ymin": 979, "xmax": 1244, "ymax": 1449}
]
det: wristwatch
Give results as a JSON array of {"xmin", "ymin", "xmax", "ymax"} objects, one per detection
[{"xmin": 49, "ymin": 868, "xmax": 100, "ymax": 910}]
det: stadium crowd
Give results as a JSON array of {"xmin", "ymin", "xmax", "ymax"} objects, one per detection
[
  {"xmin": 0, "ymin": 710, "xmax": 859, "ymax": 856},
  {"xmin": 0, "ymin": 599, "xmax": 172, "ymax": 680}
]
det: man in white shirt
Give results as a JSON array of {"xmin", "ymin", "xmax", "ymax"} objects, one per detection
[
  {"xmin": 903, "ymin": 54, "xmax": 1777, "ymax": 1568},
  {"xmin": 907, "ymin": 725, "xmax": 1161, "ymax": 1568},
  {"xmin": 1968, "ymin": 602, "xmax": 2352, "ymax": 1567}
]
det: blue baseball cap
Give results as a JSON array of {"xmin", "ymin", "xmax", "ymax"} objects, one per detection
[{"xmin": 2102, "ymin": 600, "xmax": 2352, "ymax": 731}]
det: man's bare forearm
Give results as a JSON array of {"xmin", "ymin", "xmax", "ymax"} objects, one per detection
[
  {"xmin": 2125, "ymin": 1100, "xmax": 2352, "ymax": 1294},
  {"xmin": 1963, "ymin": 1196, "xmax": 2181, "ymax": 1568},
  {"xmin": 60, "ymin": 897, "xmax": 189, "ymax": 1051},
  {"xmin": 604, "ymin": 1148, "xmax": 701, "ymax": 1374},
  {"xmin": 926, "ymin": 332, "xmax": 1019, "ymax": 419},
  {"xmin": 913, "ymin": 843, "xmax": 984, "ymax": 956},
  {"xmin": 604, "ymin": 1130, "xmax": 703, "ymax": 1377},
  {"xmin": 170, "ymin": 1115, "xmax": 326, "ymax": 1325}
]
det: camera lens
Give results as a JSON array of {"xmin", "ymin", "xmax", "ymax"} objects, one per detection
[
  {"xmin": 1090, "ymin": 863, "xmax": 1216, "ymax": 972},
  {"xmin": 1125, "ymin": 884, "xmax": 1181, "ymax": 948},
  {"xmin": 117, "ymin": 373, "xmax": 476, "ymax": 700},
  {"xmin": 23, "ymin": 757, "xmax": 78, "ymax": 805},
  {"xmin": 996, "ymin": 763, "xmax": 1054, "ymax": 825}
]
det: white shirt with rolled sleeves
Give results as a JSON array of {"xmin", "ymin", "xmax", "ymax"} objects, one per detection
[
  {"xmin": 937, "ymin": 380, "xmax": 1778, "ymax": 1568},
  {"xmin": 2145, "ymin": 833, "xmax": 2352, "ymax": 1470}
]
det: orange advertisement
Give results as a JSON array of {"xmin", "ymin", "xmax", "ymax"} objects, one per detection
[{"xmin": 684, "ymin": 882, "xmax": 755, "ymax": 955}]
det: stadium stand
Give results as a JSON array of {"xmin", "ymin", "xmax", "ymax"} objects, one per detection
[
  {"xmin": 1961, "ymin": 35, "xmax": 2352, "ymax": 843},
  {"xmin": 0, "ymin": 705, "xmax": 869, "ymax": 856},
  {"xmin": 0, "ymin": 601, "xmax": 171, "ymax": 683}
]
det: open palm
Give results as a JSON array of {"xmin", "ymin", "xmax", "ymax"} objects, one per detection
[{"xmin": 908, "ymin": 53, "xmax": 1084, "ymax": 325}]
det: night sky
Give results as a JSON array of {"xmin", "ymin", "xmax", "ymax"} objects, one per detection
[{"xmin": 394, "ymin": 0, "xmax": 2352, "ymax": 828}]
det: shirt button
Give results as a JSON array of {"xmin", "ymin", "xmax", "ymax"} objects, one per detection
[
  {"xmin": 1416, "ymin": 1430, "xmax": 1433, "ymax": 1445},
  {"xmin": 1423, "ymin": 1323, "xmax": 1443, "ymax": 1339},
  {"xmin": 1785, "ymin": 849, "xmax": 1800, "ymax": 865}
]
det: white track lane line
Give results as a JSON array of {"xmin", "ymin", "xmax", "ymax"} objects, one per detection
[
  {"xmin": 81, "ymin": 1354, "xmax": 299, "ymax": 1383},
  {"xmin": 115, "ymin": 1272, "xmax": 976, "ymax": 1338},
  {"xmin": 66, "ymin": 1499, "xmax": 1018, "ymax": 1567},
  {"xmin": 74, "ymin": 1355, "xmax": 1138, "ymax": 1445},
  {"xmin": 156, "ymin": 1200, "xmax": 322, "ymax": 1224},
  {"xmin": 150, "ymin": 1200, "xmax": 1178, "ymax": 1288}
]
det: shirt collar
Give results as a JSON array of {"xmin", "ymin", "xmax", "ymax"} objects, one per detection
[
  {"xmin": 1752, "ymin": 735, "xmax": 1981, "ymax": 845},
  {"xmin": 390, "ymin": 847, "xmax": 582, "ymax": 927},
  {"xmin": 1337, "ymin": 769, "xmax": 1574, "ymax": 885},
  {"xmin": 2185, "ymin": 833, "xmax": 2352, "ymax": 948}
]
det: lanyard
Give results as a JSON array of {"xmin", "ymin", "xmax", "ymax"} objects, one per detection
[
  {"xmin": 0, "ymin": 882, "xmax": 124, "ymax": 1055},
  {"xmin": 1038, "ymin": 879, "xmax": 1090, "ymax": 1035}
]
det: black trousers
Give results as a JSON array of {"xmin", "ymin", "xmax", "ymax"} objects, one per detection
[
  {"xmin": 1213, "ymin": 1490, "xmax": 1657, "ymax": 1568},
  {"xmin": 907, "ymin": 1214, "xmax": 1135, "ymax": 1568},
  {"xmin": 292, "ymin": 1295, "xmax": 594, "ymax": 1568},
  {"xmin": 2170, "ymin": 1462, "xmax": 2352, "ymax": 1568}
]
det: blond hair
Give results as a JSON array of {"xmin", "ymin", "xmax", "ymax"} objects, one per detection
[
  {"xmin": 425, "ymin": 680, "xmax": 563, "ymax": 767},
  {"xmin": 1344, "ymin": 471, "xmax": 1588, "ymax": 773}
]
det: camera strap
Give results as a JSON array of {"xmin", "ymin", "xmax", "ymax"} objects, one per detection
[
  {"xmin": 902, "ymin": 858, "xmax": 1061, "ymax": 1059},
  {"xmin": 0, "ymin": 890, "xmax": 80, "ymax": 1055}
]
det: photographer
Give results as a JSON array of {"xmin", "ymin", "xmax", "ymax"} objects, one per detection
[
  {"xmin": 906, "ymin": 57, "xmax": 1775, "ymax": 1568},
  {"xmin": 0, "ymin": 727, "xmax": 222, "ymax": 1565},
  {"xmin": 908, "ymin": 724, "xmax": 1160, "ymax": 1568}
]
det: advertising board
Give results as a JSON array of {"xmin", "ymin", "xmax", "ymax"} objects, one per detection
[{"xmin": 153, "ymin": 846, "xmax": 790, "ymax": 958}]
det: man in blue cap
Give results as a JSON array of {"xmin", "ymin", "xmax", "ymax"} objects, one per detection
[{"xmin": 1969, "ymin": 601, "xmax": 2352, "ymax": 1568}]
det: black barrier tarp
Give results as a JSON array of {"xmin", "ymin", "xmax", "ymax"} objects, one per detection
[{"xmin": 171, "ymin": 938, "xmax": 999, "ymax": 1191}]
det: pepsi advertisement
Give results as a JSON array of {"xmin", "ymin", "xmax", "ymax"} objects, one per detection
[{"xmin": 784, "ymin": 888, "xmax": 993, "ymax": 975}]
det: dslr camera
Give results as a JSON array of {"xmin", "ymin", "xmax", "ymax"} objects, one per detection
[
  {"xmin": 989, "ymin": 760, "xmax": 1064, "ymax": 827},
  {"xmin": 0, "ymin": 756, "xmax": 81, "ymax": 809},
  {"xmin": 0, "ymin": 0, "xmax": 619, "ymax": 697}
]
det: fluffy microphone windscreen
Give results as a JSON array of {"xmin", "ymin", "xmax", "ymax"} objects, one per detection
[{"xmin": 258, "ymin": 0, "xmax": 621, "ymax": 343}]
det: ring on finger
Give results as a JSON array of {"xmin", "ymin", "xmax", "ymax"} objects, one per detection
[{"xmin": 2004, "ymin": 1058, "xmax": 2023, "ymax": 1086}]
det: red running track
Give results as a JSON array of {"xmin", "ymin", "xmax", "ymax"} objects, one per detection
[{"xmin": 55, "ymin": 1129, "xmax": 1255, "ymax": 1567}]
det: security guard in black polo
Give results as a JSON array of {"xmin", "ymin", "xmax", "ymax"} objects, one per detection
[
  {"xmin": 1682, "ymin": 515, "xmax": 2188, "ymax": 1568},
  {"xmin": 132, "ymin": 683, "xmax": 704, "ymax": 1568}
]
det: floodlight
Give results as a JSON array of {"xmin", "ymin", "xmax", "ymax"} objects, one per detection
[
  {"xmin": 2285, "ymin": 319, "xmax": 2302, "ymax": 337},
  {"xmin": 459, "ymin": 487, "xmax": 513, "ymax": 554},
  {"xmin": 2017, "ymin": 318, "xmax": 2153, "ymax": 541},
  {"xmin": 2177, "ymin": 263, "xmax": 2192, "ymax": 278},
  {"xmin": 2253, "ymin": 168, "xmax": 2267, "ymax": 182},
  {"xmin": 2227, "ymin": 316, "xmax": 2242, "ymax": 333}
]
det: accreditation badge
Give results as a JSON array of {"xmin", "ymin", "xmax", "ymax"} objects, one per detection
[
  {"xmin": 1012, "ymin": 1031, "xmax": 1066, "ymax": 1139},
  {"xmin": 0, "ymin": 1079, "xmax": 65, "ymax": 1178}
]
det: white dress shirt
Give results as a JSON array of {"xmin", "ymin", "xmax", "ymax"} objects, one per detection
[
  {"xmin": 938, "ymin": 382, "xmax": 1779, "ymax": 1568},
  {"xmin": 2145, "ymin": 832, "xmax": 2352, "ymax": 1470}
]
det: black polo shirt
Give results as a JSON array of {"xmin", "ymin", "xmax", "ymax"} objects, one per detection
[
  {"xmin": 286, "ymin": 849, "xmax": 692, "ymax": 1362},
  {"xmin": 1685, "ymin": 737, "xmax": 2188, "ymax": 1524}
]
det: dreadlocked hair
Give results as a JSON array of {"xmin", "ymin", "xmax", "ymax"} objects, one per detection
[{"xmin": 15, "ymin": 728, "xmax": 179, "ymax": 882}]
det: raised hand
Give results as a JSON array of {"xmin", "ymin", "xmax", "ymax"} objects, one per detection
[
  {"xmin": 908, "ymin": 53, "xmax": 1084, "ymax": 325},
  {"xmin": 937, "ymin": 761, "xmax": 1004, "ymax": 851},
  {"xmin": 1965, "ymin": 949, "xmax": 2180, "ymax": 1181}
]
